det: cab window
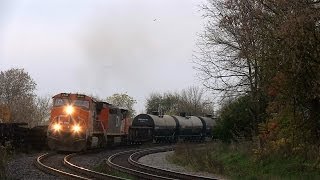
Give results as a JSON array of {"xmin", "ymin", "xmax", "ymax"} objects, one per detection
[
  {"xmin": 74, "ymin": 100, "xmax": 90, "ymax": 109},
  {"xmin": 53, "ymin": 98, "xmax": 68, "ymax": 106}
]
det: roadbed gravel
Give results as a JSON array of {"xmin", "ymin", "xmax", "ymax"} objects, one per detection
[{"xmin": 6, "ymin": 152, "xmax": 60, "ymax": 180}]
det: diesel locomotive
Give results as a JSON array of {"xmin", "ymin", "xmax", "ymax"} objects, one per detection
[{"xmin": 47, "ymin": 93, "xmax": 131, "ymax": 151}]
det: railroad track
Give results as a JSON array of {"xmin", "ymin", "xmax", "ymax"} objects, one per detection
[
  {"xmin": 106, "ymin": 146, "xmax": 218, "ymax": 180},
  {"xmin": 35, "ymin": 152, "xmax": 127, "ymax": 180}
]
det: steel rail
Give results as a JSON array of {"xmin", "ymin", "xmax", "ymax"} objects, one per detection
[
  {"xmin": 128, "ymin": 148, "xmax": 218, "ymax": 180},
  {"xmin": 106, "ymin": 147, "xmax": 177, "ymax": 180},
  {"xmin": 34, "ymin": 153, "xmax": 91, "ymax": 180},
  {"xmin": 63, "ymin": 153, "xmax": 128, "ymax": 180}
]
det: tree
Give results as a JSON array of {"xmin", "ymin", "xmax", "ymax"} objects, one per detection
[
  {"xmin": 197, "ymin": 0, "xmax": 320, "ymax": 146},
  {"xmin": 179, "ymin": 86, "xmax": 214, "ymax": 116},
  {"xmin": 30, "ymin": 96, "xmax": 52, "ymax": 127},
  {"xmin": 145, "ymin": 92, "xmax": 180, "ymax": 115},
  {"xmin": 0, "ymin": 68, "xmax": 52, "ymax": 127},
  {"xmin": 145, "ymin": 86, "xmax": 214, "ymax": 116},
  {"xmin": 0, "ymin": 68, "xmax": 37, "ymax": 123},
  {"xmin": 106, "ymin": 93, "xmax": 137, "ymax": 117}
]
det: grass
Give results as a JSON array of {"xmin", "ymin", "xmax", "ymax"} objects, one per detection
[
  {"xmin": 168, "ymin": 142, "xmax": 320, "ymax": 180},
  {"xmin": 93, "ymin": 162, "xmax": 136, "ymax": 180},
  {"xmin": 0, "ymin": 145, "xmax": 14, "ymax": 179}
]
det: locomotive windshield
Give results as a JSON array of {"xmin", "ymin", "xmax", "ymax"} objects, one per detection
[
  {"xmin": 53, "ymin": 98, "xmax": 89, "ymax": 108},
  {"xmin": 53, "ymin": 98, "xmax": 67, "ymax": 106},
  {"xmin": 73, "ymin": 100, "xmax": 89, "ymax": 108}
]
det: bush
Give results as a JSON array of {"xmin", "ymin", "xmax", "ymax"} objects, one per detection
[{"xmin": 213, "ymin": 95, "xmax": 264, "ymax": 142}]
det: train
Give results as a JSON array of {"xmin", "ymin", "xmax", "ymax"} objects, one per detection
[{"xmin": 47, "ymin": 93, "xmax": 216, "ymax": 151}]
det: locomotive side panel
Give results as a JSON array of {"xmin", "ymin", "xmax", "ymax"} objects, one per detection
[{"xmin": 107, "ymin": 108, "xmax": 122, "ymax": 134}]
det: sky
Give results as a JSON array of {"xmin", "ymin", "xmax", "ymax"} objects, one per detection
[{"xmin": 0, "ymin": 0, "xmax": 207, "ymax": 113}]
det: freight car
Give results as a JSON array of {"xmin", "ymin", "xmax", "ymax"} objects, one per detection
[
  {"xmin": 47, "ymin": 93, "xmax": 131, "ymax": 151},
  {"xmin": 129, "ymin": 113, "xmax": 177, "ymax": 143},
  {"xmin": 129, "ymin": 113, "xmax": 215, "ymax": 143},
  {"xmin": 0, "ymin": 123, "xmax": 48, "ymax": 150}
]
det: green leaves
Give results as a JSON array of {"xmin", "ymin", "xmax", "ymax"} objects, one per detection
[{"xmin": 106, "ymin": 93, "xmax": 137, "ymax": 117}]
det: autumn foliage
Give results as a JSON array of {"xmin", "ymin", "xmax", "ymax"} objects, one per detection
[{"xmin": 197, "ymin": 0, "xmax": 320, "ymax": 161}]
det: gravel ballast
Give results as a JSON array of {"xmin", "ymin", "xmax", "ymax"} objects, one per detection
[{"xmin": 6, "ymin": 152, "xmax": 59, "ymax": 180}]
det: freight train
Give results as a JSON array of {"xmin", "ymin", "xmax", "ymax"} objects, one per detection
[{"xmin": 47, "ymin": 93, "xmax": 215, "ymax": 151}]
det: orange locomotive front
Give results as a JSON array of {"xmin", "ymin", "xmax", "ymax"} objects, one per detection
[{"xmin": 47, "ymin": 93, "xmax": 131, "ymax": 151}]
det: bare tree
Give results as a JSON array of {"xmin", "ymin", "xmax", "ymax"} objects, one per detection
[
  {"xmin": 30, "ymin": 96, "xmax": 52, "ymax": 127},
  {"xmin": 179, "ymin": 86, "xmax": 214, "ymax": 116},
  {"xmin": 0, "ymin": 68, "xmax": 37, "ymax": 124},
  {"xmin": 145, "ymin": 86, "xmax": 214, "ymax": 116}
]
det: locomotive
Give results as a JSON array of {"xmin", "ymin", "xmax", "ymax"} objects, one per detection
[
  {"xmin": 129, "ymin": 112, "xmax": 215, "ymax": 143},
  {"xmin": 47, "ymin": 93, "xmax": 131, "ymax": 151}
]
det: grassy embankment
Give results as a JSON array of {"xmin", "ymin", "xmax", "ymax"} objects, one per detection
[
  {"xmin": 0, "ymin": 145, "xmax": 13, "ymax": 179},
  {"xmin": 168, "ymin": 142, "xmax": 320, "ymax": 180}
]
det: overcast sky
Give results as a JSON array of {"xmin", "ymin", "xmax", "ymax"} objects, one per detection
[{"xmin": 0, "ymin": 0, "xmax": 207, "ymax": 112}]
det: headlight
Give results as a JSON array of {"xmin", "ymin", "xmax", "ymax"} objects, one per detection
[
  {"xmin": 72, "ymin": 124, "xmax": 81, "ymax": 133},
  {"xmin": 52, "ymin": 123, "xmax": 61, "ymax": 131},
  {"xmin": 65, "ymin": 105, "xmax": 74, "ymax": 115}
]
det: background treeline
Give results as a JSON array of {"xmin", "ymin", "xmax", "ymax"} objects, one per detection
[
  {"xmin": 195, "ymin": 0, "xmax": 320, "ymax": 158},
  {"xmin": 145, "ymin": 86, "xmax": 214, "ymax": 116}
]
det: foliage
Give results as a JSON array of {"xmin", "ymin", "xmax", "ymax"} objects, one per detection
[
  {"xmin": 169, "ymin": 142, "xmax": 320, "ymax": 180},
  {"xmin": 106, "ymin": 93, "xmax": 137, "ymax": 117},
  {"xmin": 145, "ymin": 86, "xmax": 214, "ymax": 116},
  {"xmin": 214, "ymin": 95, "xmax": 267, "ymax": 142},
  {"xmin": 0, "ymin": 68, "xmax": 36, "ymax": 124},
  {"xmin": 0, "ymin": 68, "xmax": 52, "ymax": 127},
  {"xmin": 196, "ymin": 0, "xmax": 320, "ymax": 155},
  {"xmin": 145, "ymin": 92, "xmax": 180, "ymax": 115}
]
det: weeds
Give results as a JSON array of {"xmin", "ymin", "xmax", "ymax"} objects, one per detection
[
  {"xmin": 168, "ymin": 141, "xmax": 320, "ymax": 180},
  {"xmin": 0, "ymin": 144, "xmax": 14, "ymax": 179}
]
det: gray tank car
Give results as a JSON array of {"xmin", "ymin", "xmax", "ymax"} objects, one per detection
[
  {"xmin": 129, "ymin": 114, "xmax": 177, "ymax": 143},
  {"xmin": 172, "ymin": 115, "xmax": 204, "ymax": 141},
  {"xmin": 198, "ymin": 115, "xmax": 215, "ymax": 139}
]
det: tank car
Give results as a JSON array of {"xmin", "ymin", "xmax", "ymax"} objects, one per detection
[
  {"xmin": 172, "ymin": 115, "xmax": 204, "ymax": 141},
  {"xmin": 198, "ymin": 115, "xmax": 215, "ymax": 139},
  {"xmin": 47, "ymin": 93, "xmax": 131, "ymax": 151},
  {"xmin": 129, "ymin": 113, "xmax": 177, "ymax": 143}
]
